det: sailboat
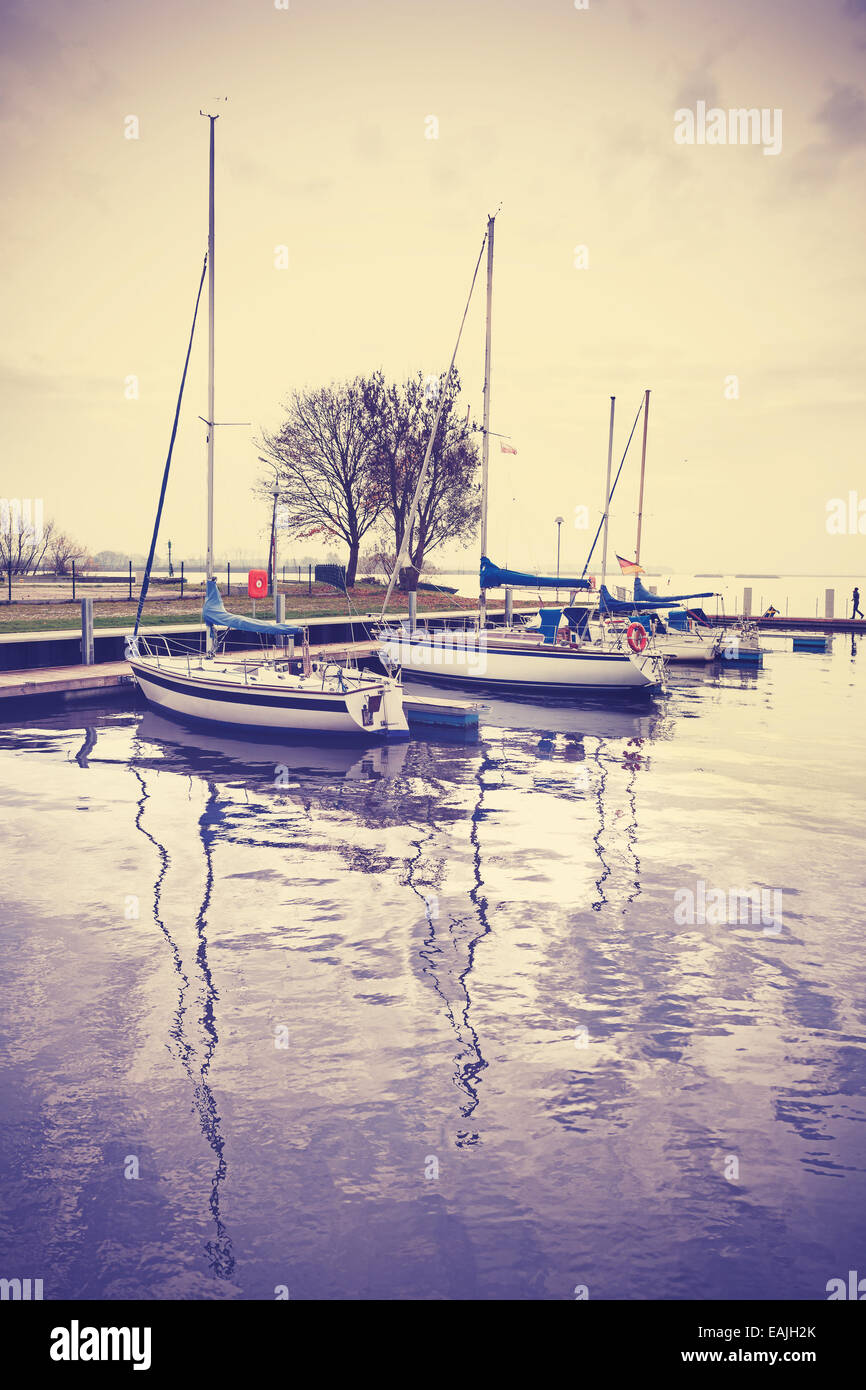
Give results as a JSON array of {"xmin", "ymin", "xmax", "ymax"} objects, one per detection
[
  {"xmin": 590, "ymin": 578, "xmax": 723, "ymax": 664},
  {"xmin": 376, "ymin": 215, "xmax": 665, "ymax": 696},
  {"xmin": 565, "ymin": 392, "xmax": 725, "ymax": 664},
  {"xmin": 129, "ymin": 115, "xmax": 408, "ymax": 738}
]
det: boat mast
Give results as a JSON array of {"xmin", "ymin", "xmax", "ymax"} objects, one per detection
[
  {"xmin": 478, "ymin": 213, "xmax": 495, "ymax": 628},
  {"xmin": 600, "ymin": 395, "xmax": 615, "ymax": 590},
  {"xmin": 204, "ymin": 112, "xmax": 218, "ymax": 587},
  {"xmin": 635, "ymin": 388, "xmax": 650, "ymax": 565}
]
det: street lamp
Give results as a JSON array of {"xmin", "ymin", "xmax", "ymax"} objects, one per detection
[
  {"xmin": 259, "ymin": 456, "xmax": 282, "ymax": 602},
  {"xmin": 555, "ymin": 516, "xmax": 564, "ymax": 593}
]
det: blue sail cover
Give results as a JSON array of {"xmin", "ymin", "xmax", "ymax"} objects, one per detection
[
  {"xmin": 480, "ymin": 555, "xmax": 591, "ymax": 591},
  {"xmin": 634, "ymin": 576, "xmax": 714, "ymax": 605},
  {"xmin": 596, "ymin": 582, "xmax": 716, "ymax": 616},
  {"xmin": 202, "ymin": 579, "xmax": 304, "ymax": 638},
  {"xmin": 597, "ymin": 584, "xmax": 668, "ymax": 615}
]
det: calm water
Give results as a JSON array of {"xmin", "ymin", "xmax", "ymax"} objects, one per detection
[{"xmin": 1, "ymin": 633, "xmax": 865, "ymax": 1300}]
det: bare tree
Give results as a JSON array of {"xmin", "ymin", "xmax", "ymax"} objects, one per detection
[
  {"xmin": 359, "ymin": 368, "xmax": 480, "ymax": 590},
  {"xmin": 0, "ymin": 508, "xmax": 56, "ymax": 576},
  {"xmin": 46, "ymin": 530, "xmax": 87, "ymax": 576},
  {"xmin": 257, "ymin": 380, "xmax": 384, "ymax": 588},
  {"xmin": 360, "ymin": 546, "xmax": 397, "ymax": 585}
]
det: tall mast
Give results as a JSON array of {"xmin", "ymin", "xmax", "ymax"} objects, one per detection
[
  {"xmin": 600, "ymin": 395, "xmax": 615, "ymax": 589},
  {"xmin": 635, "ymin": 388, "xmax": 650, "ymax": 565},
  {"xmin": 478, "ymin": 213, "xmax": 495, "ymax": 627},
  {"xmin": 204, "ymin": 112, "xmax": 218, "ymax": 585}
]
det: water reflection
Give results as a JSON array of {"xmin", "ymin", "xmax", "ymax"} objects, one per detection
[
  {"xmin": 130, "ymin": 750, "xmax": 235, "ymax": 1281},
  {"xmin": 1, "ymin": 636, "xmax": 864, "ymax": 1300},
  {"xmin": 75, "ymin": 726, "xmax": 97, "ymax": 769}
]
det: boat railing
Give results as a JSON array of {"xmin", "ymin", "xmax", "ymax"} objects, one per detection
[{"xmin": 131, "ymin": 634, "xmax": 203, "ymax": 675}]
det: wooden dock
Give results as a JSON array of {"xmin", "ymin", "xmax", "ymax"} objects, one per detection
[
  {"xmin": 0, "ymin": 660, "xmax": 136, "ymax": 702},
  {"xmin": 0, "ymin": 659, "xmax": 479, "ymax": 733}
]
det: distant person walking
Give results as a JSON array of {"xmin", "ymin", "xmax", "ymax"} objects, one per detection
[{"xmin": 853, "ymin": 587, "xmax": 864, "ymax": 620}]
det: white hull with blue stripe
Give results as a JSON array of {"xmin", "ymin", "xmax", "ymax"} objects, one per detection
[
  {"xmin": 379, "ymin": 629, "xmax": 664, "ymax": 693},
  {"xmin": 130, "ymin": 656, "xmax": 409, "ymax": 737}
]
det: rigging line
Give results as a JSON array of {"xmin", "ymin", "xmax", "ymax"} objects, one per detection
[
  {"xmin": 134, "ymin": 253, "xmax": 209, "ymax": 638},
  {"xmin": 379, "ymin": 223, "xmax": 490, "ymax": 621},
  {"xmin": 580, "ymin": 394, "xmax": 645, "ymax": 579}
]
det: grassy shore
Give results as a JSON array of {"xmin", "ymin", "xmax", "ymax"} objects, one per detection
[{"xmin": 0, "ymin": 582, "xmax": 486, "ymax": 635}]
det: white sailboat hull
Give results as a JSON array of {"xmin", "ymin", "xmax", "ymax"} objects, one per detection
[
  {"xmin": 380, "ymin": 631, "xmax": 663, "ymax": 692},
  {"xmin": 130, "ymin": 657, "xmax": 409, "ymax": 737},
  {"xmin": 652, "ymin": 635, "xmax": 719, "ymax": 663}
]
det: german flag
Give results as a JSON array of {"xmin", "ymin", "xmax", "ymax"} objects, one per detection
[{"xmin": 616, "ymin": 554, "xmax": 645, "ymax": 575}]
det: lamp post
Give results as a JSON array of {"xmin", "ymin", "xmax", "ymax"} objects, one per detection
[
  {"xmin": 259, "ymin": 457, "xmax": 284, "ymax": 618},
  {"xmin": 167, "ymin": 539, "xmax": 173, "ymax": 578},
  {"xmin": 555, "ymin": 516, "xmax": 564, "ymax": 596}
]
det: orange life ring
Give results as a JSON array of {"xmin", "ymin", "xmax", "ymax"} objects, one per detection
[{"xmin": 627, "ymin": 621, "xmax": 647, "ymax": 654}]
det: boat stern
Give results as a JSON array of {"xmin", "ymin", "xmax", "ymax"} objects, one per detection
[{"xmin": 346, "ymin": 678, "xmax": 409, "ymax": 737}]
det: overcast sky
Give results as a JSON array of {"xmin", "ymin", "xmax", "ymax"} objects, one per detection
[{"xmin": 1, "ymin": 0, "xmax": 865, "ymax": 574}]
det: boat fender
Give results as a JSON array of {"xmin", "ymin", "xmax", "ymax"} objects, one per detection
[{"xmin": 627, "ymin": 621, "xmax": 648, "ymax": 654}]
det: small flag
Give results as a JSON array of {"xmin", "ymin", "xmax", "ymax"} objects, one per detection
[
  {"xmin": 500, "ymin": 441, "xmax": 517, "ymax": 455},
  {"xmin": 616, "ymin": 554, "xmax": 644, "ymax": 575}
]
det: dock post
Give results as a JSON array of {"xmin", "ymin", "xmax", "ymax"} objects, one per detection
[
  {"xmin": 743, "ymin": 586, "xmax": 752, "ymax": 618},
  {"xmin": 128, "ymin": 559, "xmax": 133, "ymax": 600},
  {"xmin": 72, "ymin": 559, "xmax": 76, "ymax": 602},
  {"xmin": 227, "ymin": 561, "xmax": 231, "ymax": 595},
  {"xmin": 276, "ymin": 593, "xmax": 286, "ymax": 652},
  {"xmin": 825, "ymin": 588, "xmax": 834, "ymax": 620},
  {"xmin": 80, "ymin": 597, "xmax": 94, "ymax": 666},
  {"xmin": 408, "ymin": 592, "xmax": 417, "ymax": 633},
  {"xmin": 180, "ymin": 562, "xmax": 185, "ymax": 599},
  {"xmin": 308, "ymin": 564, "xmax": 312, "ymax": 595},
  {"xmin": 505, "ymin": 586, "xmax": 513, "ymax": 628}
]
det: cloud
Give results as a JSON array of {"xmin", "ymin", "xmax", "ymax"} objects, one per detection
[
  {"xmin": 673, "ymin": 68, "xmax": 721, "ymax": 115},
  {"xmin": 790, "ymin": 80, "xmax": 866, "ymax": 184},
  {"xmin": 815, "ymin": 82, "xmax": 866, "ymax": 147}
]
